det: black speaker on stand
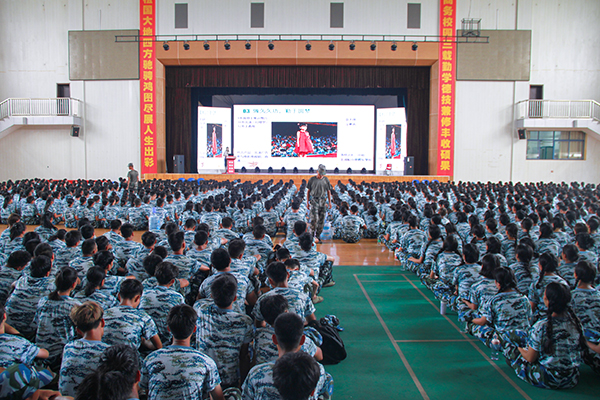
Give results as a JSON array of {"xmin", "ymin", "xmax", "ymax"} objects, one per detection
[
  {"xmin": 517, "ymin": 129, "xmax": 526, "ymax": 140},
  {"xmin": 404, "ymin": 156, "xmax": 414, "ymax": 175},
  {"xmin": 173, "ymin": 155, "xmax": 185, "ymax": 173}
]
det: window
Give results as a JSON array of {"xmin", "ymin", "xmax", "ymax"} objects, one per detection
[
  {"xmin": 407, "ymin": 3, "xmax": 421, "ymax": 29},
  {"xmin": 175, "ymin": 4, "xmax": 188, "ymax": 29},
  {"xmin": 330, "ymin": 3, "xmax": 344, "ymax": 28},
  {"xmin": 526, "ymin": 131, "xmax": 585, "ymax": 160},
  {"xmin": 251, "ymin": 3, "xmax": 265, "ymax": 28}
]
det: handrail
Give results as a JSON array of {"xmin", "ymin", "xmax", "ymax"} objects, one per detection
[
  {"xmin": 516, "ymin": 99, "xmax": 600, "ymax": 122},
  {"xmin": 0, "ymin": 98, "xmax": 82, "ymax": 120}
]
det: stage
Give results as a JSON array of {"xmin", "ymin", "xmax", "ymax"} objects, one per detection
[{"xmin": 143, "ymin": 173, "xmax": 450, "ymax": 184}]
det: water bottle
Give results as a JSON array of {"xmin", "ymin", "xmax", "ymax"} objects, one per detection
[
  {"xmin": 490, "ymin": 333, "xmax": 501, "ymax": 361},
  {"xmin": 440, "ymin": 300, "xmax": 447, "ymax": 315},
  {"xmin": 149, "ymin": 207, "xmax": 160, "ymax": 231}
]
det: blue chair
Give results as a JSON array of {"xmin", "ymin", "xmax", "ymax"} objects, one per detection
[
  {"xmin": 432, "ymin": 179, "xmax": 439, "ymax": 183},
  {"xmin": 187, "ymin": 178, "xmax": 195, "ymax": 182},
  {"xmin": 422, "ymin": 179, "xmax": 429, "ymax": 184},
  {"xmin": 197, "ymin": 178, "xmax": 204, "ymax": 183},
  {"xmin": 412, "ymin": 179, "xmax": 420, "ymax": 184},
  {"xmin": 178, "ymin": 178, "xmax": 185, "ymax": 181}
]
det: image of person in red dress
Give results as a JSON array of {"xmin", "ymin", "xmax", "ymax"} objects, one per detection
[
  {"xmin": 390, "ymin": 126, "xmax": 396, "ymax": 158},
  {"xmin": 295, "ymin": 123, "xmax": 314, "ymax": 157},
  {"xmin": 211, "ymin": 125, "xmax": 217, "ymax": 156}
]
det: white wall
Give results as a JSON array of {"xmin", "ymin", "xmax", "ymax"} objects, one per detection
[
  {"xmin": 157, "ymin": 0, "xmax": 439, "ymax": 36},
  {"xmin": 1, "ymin": 0, "xmax": 599, "ymax": 182},
  {"xmin": 453, "ymin": 0, "xmax": 600, "ymax": 183},
  {"xmin": 0, "ymin": 0, "xmax": 140, "ymax": 181}
]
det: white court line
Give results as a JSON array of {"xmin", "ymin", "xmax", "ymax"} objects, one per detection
[
  {"xmin": 354, "ymin": 275, "xmax": 430, "ymax": 400},
  {"xmin": 400, "ymin": 274, "xmax": 533, "ymax": 400},
  {"xmin": 395, "ymin": 339, "xmax": 472, "ymax": 343}
]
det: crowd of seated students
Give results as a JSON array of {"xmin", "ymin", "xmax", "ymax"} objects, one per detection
[
  {"xmin": 1, "ymin": 176, "xmax": 600, "ymax": 395},
  {"xmin": 0, "ymin": 177, "xmax": 337, "ymax": 399}
]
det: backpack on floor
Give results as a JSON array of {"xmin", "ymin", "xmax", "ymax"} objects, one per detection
[{"xmin": 309, "ymin": 317, "xmax": 347, "ymax": 365}]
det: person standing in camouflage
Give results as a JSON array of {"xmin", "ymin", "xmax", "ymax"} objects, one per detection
[{"xmin": 307, "ymin": 164, "xmax": 332, "ymax": 243}]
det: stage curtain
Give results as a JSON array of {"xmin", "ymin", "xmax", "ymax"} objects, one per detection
[{"xmin": 166, "ymin": 66, "xmax": 430, "ymax": 174}]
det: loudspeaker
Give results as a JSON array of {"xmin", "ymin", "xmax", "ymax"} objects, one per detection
[
  {"xmin": 173, "ymin": 155, "xmax": 185, "ymax": 173},
  {"xmin": 518, "ymin": 129, "xmax": 526, "ymax": 140},
  {"xmin": 70, "ymin": 126, "xmax": 80, "ymax": 137},
  {"xmin": 404, "ymin": 156, "xmax": 414, "ymax": 175}
]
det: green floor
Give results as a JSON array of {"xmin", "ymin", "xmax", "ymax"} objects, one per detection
[{"xmin": 315, "ymin": 265, "xmax": 598, "ymax": 400}]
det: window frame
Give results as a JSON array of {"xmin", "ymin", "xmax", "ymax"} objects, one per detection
[{"xmin": 525, "ymin": 130, "xmax": 585, "ymax": 160}]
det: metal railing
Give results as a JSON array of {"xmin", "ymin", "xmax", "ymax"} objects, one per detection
[
  {"xmin": 516, "ymin": 99, "xmax": 600, "ymax": 121},
  {"xmin": 0, "ymin": 98, "xmax": 82, "ymax": 120}
]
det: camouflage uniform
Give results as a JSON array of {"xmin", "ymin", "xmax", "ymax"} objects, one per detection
[
  {"xmin": 307, "ymin": 175, "xmax": 332, "ymax": 239},
  {"xmin": 198, "ymin": 271, "xmax": 253, "ymax": 314},
  {"xmin": 252, "ymin": 287, "xmax": 315, "ymax": 323},
  {"xmin": 102, "ymin": 304, "xmax": 159, "ymax": 350},
  {"xmin": 536, "ymin": 238, "xmax": 561, "ymax": 258},
  {"xmin": 58, "ymin": 339, "xmax": 110, "ymax": 397},
  {"xmin": 5, "ymin": 275, "xmax": 55, "ymax": 340},
  {"xmin": 340, "ymin": 215, "xmax": 365, "ymax": 244},
  {"xmin": 508, "ymin": 261, "xmax": 538, "ymax": 296},
  {"xmin": 141, "ymin": 346, "xmax": 221, "ymax": 400},
  {"xmin": 114, "ymin": 240, "xmax": 143, "ymax": 270},
  {"xmin": 571, "ymin": 288, "xmax": 600, "ymax": 341},
  {"xmin": 0, "ymin": 267, "xmax": 24, "ymax": 305},
  {"xmin": 195, "ymin": 302, "xmax": 253, "ymax": 388},
  {"xmin": 242, "ymin": 360, "xmax": 333, "ymax": 400},
  {"xmin": 200, "ymin": 212, "xmax": 222, "ymax": 235},
  {"xmin": 34, "ymin": 296, "xmax": 81, "ymax": 370},
  {"xmin": 528, "ymin": 275, "xmax": 568, "ymax": 322},
  {"xmin": 259, "ymin": 210, "xmax": 279, "ymax": 237},
  {"xmin": 252, "ymin": 325, "xmax": 318, "ymax": 365},
  {"xmin": 163, "ymin": 254, "xmax": 200, "ymax": 281},
  {"xmin": 282, "ymin": 211, "xmax": 306, "ymax": 238},
  {"xmin": 139, "ymin": 285, "xmax": 185, "ymax": 344},
  {"xmin": 557, "ymin": 261, "xmax": 577, "ymax": 288},
  {"xmin": 504, "ymin": 316, "xmax": 583, "ymax": 389}
]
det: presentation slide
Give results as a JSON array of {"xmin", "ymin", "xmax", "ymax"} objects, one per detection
[
  {"xmin": 376, "ymin": 108, "xmax": 407, "ymax": 174},
  {"xmin": 233, "ymin": 105, "xmax": 375, "ymax": 171},
  {"xmin": 197, "ymin": 107, "xmax": 231, "ymax": 171}
]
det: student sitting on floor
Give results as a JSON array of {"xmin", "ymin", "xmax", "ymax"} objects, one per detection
[
  {"xmin": 58, "ymin": 301, "xmax": 110, "ymax": 398},
  {"xmin": 141, "ymin": 304, "xmax": 225, "ymax": 400}
]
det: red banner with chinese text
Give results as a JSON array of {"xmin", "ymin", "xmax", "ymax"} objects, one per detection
[
  {"xmin": 140, "ymin": 0, "xmax": 157, "ymax": 174},
  {"xmin": 436, "ymin": 0, "xmax": 456, "ymax": 176}
]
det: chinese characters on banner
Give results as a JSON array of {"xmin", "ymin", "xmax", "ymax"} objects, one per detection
[
  {"xmin": 140, "ymin": 0, "xmax": 157, "ymax": 174},
  {"xmin": 437, "ymin": 0, "xmax": 456, "ymax": 176}
]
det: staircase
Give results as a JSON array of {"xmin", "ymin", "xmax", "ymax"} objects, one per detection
[{"xmin": 0, "ymin": 98, "xmax": 83, "ymax": 139}]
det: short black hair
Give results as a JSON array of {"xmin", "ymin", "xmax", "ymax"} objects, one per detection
[
  {"xmin": 276, "ymin": 247, "xmax": 291, "ymax": 261},
  {"xmin": 120, "ymin": 223, "xmax": 134, "ymax": 239},
  {"xmin": 211, "ymin": 273, "xmax": 237, "ymax": 308},
  {"xmin": 155, "ymin": 261, "xmax": 179, "ymax": 285},
  {"xmin": 167, "ymin": 304, "xmax": 197, "ymax": 340},
  {"xmin": 141, "ymin": 231, "xmax": 157, "ymax": 247},
  {"xmin": 273, "ymin": 351, "xmax": 321, "ymax": 400},
  {"xmin": 267, "ymin": 261, "xmax": 288, "ymax": 284},
  {"xmin": 152, "ymin": 246, "xmax": 168, "ymax": 259},
  {"xmin": 261, "ymin": 294, "xmax": 288, "ymax": 326},
  {"xmin": 143, "ymin": 254, "xmax": 164, "ymax": 277},
  {"xmin": 274, "ymin": 313, "xmax": 304, "ymax": 352},
  {"xmin": 110, "ymin": 219, "xmax": 122, "ymax": 230},
  {"xmin": 228, "ymin": 238, "xmax": 246, "ymax": 259},
  {"xmin": 6, "ymin": 250, "xmax": 32, "ymax": 269},
  {"xmin": 80, "ymin": 224, "xmax": 95, "ymax": 240},
  {"xmin": 284, "ymin": 258, "xmax": 300, "ymax": 270},
  {"xmin": 211, "ymin": 248, "xmax": 231, "ymax": 271},
  {"xmin": 298, "ymin": 232, "xmax": 313, "ymax": 252},
  {"xmin": 95, "ymin": 235, "xmax": 110, "ymax": 252},
  {"xmin": 253, "ymin": 224, "xmax": 267, "ymax": 239},
  {"xmin": 119, "ymin": 279, "xmax": 143, "ymax": 300},
  {"xmin": 81, "ymin": 238, "xmax": 97, "ymax": 256},
  {"xmin": 221, "ymin": 216, "xmax": 233, "ymax": 228},
  {"xmin": 65, "ymin": 230, "xmax": 82, "ymax": 247},
  {"xmin": 93, "ymin": 250, "xmax": 115, "ymax": 270},
  {"xmin": 184, "ymin": 218, "xmax": 197, "ymax": 229},
  {"xmin": 168, "ymin": 231, "xmax": 185, "ymax": 252},
  {"xmin": 30, "ymin": 255, "xmax": 52, "ymax": 278},
  {"xmin": 194, "ymin": 230, "xmax": 208, "ymax": 247},
  {"xmin": 33, "ymin": 242, "xmax": 53, "ymax": 259},
  {"xmin": 293, "ymin": 220, "xmax": 307, "ymax": 236}
]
